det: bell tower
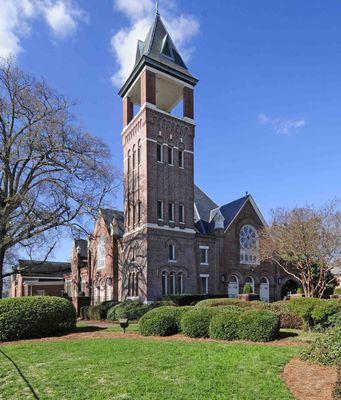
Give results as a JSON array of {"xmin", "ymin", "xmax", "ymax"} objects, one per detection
[{"xmin": 119, "ymin": 10, "xmax": 198, "ymax": 302}]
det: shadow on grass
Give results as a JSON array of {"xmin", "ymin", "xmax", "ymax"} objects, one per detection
[
  {"xmin": 73, "ymin": 326, "xmax": 107, "ymax": 333},
  {"xmin": 0, "ymin": 349, "xmax": 40, "ymax": 399},
  {"xmin": 277, "ymin": 330, "xmax": 299, "ymax": 340}
]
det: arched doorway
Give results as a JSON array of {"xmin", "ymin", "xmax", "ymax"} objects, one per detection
[
  {"xmin": 245, "ymin": 276, "xmax": 255, "ymax": 292},
  {"xmin": 228, "ymin": 275, "xmax": 239, "ymax": 298},
  {"xmin": 281, "ymin": 279, "xmax": 300, "ymax": 298},
  {"xmin": 260, "ymin": 277, "xmax": 269, "ymax": 302}
]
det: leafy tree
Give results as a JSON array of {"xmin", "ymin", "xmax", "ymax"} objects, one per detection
[{"xmin": 259, "ymin": 201, "xmax": 340, "ymax": 298}]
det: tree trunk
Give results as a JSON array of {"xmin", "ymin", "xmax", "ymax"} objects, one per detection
[{"xmin": 0, "ymin": 247, "xmax": 5, "ymax": 299}]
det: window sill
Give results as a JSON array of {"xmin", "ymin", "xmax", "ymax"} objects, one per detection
[
  {"xmin": 200, "ymin": 263, "xmax": 209, "ymax": 266},
  {"xmin": 168, "ymin": 260, "xmax": 177, "ymax": 263}
]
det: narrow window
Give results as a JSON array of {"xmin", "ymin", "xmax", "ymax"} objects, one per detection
[
  {"xmin": 179, "ymin": 204, "xmax": 185, "ymax": 223},
  {"xmin": 157, "ymin": 200, "xmax": 163, "ymax": 220},
  {"xmin": 162, "ymin": 271, "xmax": 168, "ymax": 296},
  {"xmin": 168, "ymin": 146, "xmax": 173, "ymax": 165},
  {"xmin": 134, "ymin": 272, "xmax": 139, "ymax": 296},
  {"xmin": 132, "ymin": 145, "xmax": 136, "ymax": 170},
  {"xmin": 157, "ymin": 144, "xmax": 163, "ymax": 162},
  {"xmin": 200, "ymin": 246, "xmax": 209, "ymax": 265},
  {"xmin": 177, "ymin": 272, "xmax": 184, "ymax": 294},
  {"xmin": 127, "ymin": 150, "xmax": 131, "ymax": 173},
  {"xmin": 178, "ymin": 150, "xmax": 184, "ymax": 168},
  {"xmin": 168, "ymin": 244, "xmax": 176, "ymax": 261},
  {"xmin": 138, "ymin": 201, "xmax": 142, "ymax": 222},
  {"xmin": 169, "ymin": 272, "xmax": 175, "ymax": 294},
  {"xmin": 168, "ymin": 202, "xmax": 174, "ymax": 222},
  {"xmin": 137, "ymin": 140, "xmax": 141, "ymax": 165},
  {"xmin": 200, "ymin": 275, "xmax": 209, "ymax": 294},
  {"xmin": 133, "ymin": 204, "xmax": 136, "ymax": 225}
]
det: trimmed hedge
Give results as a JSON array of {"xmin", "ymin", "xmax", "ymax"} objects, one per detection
[
  {"xmin": 181, "ymin": 308, "xmax": 219, "ymax": 338},
  {"xmin": 107, "ymin": 301, "xmax": 150, "ymax": 321},
  {"xmin": 209, "ymin": 308, "xmax": 242, "ymax": 340},
  {"xmin": 237, "ymin": 309, "xmax": 280, "ymax": 342},
  {"xmin": 80, "ymin": 305, "xmax": 91, "ymax": 320},
  {"xmin": 300, "ymin": 327, "xmax": 341, "ymax": 366},
  {"xmin": 88, "ymin": 304, "xmax": 106, "ymax": 320},
  {"xmin": 163, "ymin": 294, "xmax": 226, "ymax": 306},
  {"xmin": 139, "ymin": 306, "xmax": 190, "ymax": 336},
  {"xmin": 288, "ymin": 298, "xmax": 341, "ymax": 330},
  {"xmin": 268, "ymin": 301, "xmax": 303, "ymax": 329},
  {"xmin": 0, "ymin": 296, "xmax": 76, "ymax": 342}
]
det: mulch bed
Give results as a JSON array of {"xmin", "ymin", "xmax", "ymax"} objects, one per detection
[
  {"xmin": 0, "ymin": 329, "xmax": 304, "ymax": 347},
  {"xmin": 282, "ymin": 357, "xmax": 337, "ymax": 400}
]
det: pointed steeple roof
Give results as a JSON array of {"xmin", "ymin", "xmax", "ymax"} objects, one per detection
[{"xmin": 119, "ymin": 12, "xmax": 198, "ymax": 97}]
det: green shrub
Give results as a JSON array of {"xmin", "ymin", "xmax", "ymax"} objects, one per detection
[
  {"xmin": 269, "ymin": 301, "xmax": 303, "ymax": 329},
  {"xmin": 80, "ymin": 305, "xmax": 91, "ymax": 320},
  {"xmin": 237, "ymin": 309, "xmax": 280, "ymax": 342},
  {"xmin": 181, "ymin": 308, "xmax": 219, "ymax": 338},
  {"xmin": 296, "ymin": 288, "xmax": 303, "ymax": 294},
  {"xmin": 300, "ymin": 327, "xmax": 341, "ymax": 366},
  {"xmin": 334, "ymin": 288, "xmax": 341, "ymax": 295},
  {"xmin": 163, "ymin": 294, "xmax": 226, "ymax": 306},
  {"xmin": 209, "ymin": 308, "xmax": 242, "ymax": 340},
  {"xmin": 327, "ymin": 312, "xmax": 341, "ymax": 329},
  {"xmin": 107, "ymin": 301, "xmax": 151, "ymax": 321},
  {"xmin": 0, "ymin": 296, "xmax": 76, "ymax": 342},
  {"xmin": 311, "ymin": 301, "xmax": 341, "ymax": 330},
  {"xmin": 88, "ymin": 304, "xmax": 106, "ymax": 320},
  {"xmin": 332, "ymin": 366, "xmax": 341, "ymax": 400},
  {"xmin": 139, "ymin": 306, "xmax": 191, "ymax": 336},
  {"xmin": 196, "ymin": 298, "xmax": 257, "ymax": 308},
  {"xmin": 288, "ymin": 297, "xmax": 322, "ymax": 330},
  {"xmin": 243, "ymin": 284, "xmax": 253, "ymax": 294}
]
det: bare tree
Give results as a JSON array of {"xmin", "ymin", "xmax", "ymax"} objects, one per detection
[
  {"xmin": 259, "ymin": 201, "xmax": 341, "ymax": 298},
  {"xmin": 0, "ymin": 58, "xmax": 118, "ymax": 297}
]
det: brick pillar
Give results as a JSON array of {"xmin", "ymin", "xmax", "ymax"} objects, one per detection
[
  {"xmin": 183, "ymin": 87, "xmax": 194, "ymax": 119},
  {"xmin": 141, "ymin": 70, "xmax": 156, "ymax": 106},
  {"xmin": 123, "ymin": 96, "xmax": 133, "ymax": 127}
]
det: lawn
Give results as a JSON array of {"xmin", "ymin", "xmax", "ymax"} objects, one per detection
[{"xmin": 0, "ymin": 338, "xmax": 298, "ymax": 400}]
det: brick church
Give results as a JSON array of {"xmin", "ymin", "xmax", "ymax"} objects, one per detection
[{"xmin": 64, "ymin": 11, "xmax": 292, "ymax": 305}]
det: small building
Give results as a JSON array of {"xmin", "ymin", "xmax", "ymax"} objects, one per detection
[{"xmin": 11, "ymin": 259, "xmax": 71, "ymax": 298}]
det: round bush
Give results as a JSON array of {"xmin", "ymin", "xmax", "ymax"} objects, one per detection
[
  {"xmin": 139, "ymin": 306, "xmax": 190, "ymax": 336},
  {"xmin": 195, "ymin": 298, "xmax": 266, "ymax": 309},
  {"xmin": 209, "ymin": 308, "xmax": 242, "ymax": 340},
  {"xmin": 181, "ymin": 308, "xmax": 219, "ymax": 338},
  {"xmin": 88, "ymin": 304, "xmax": 106, "ymax": 320},
  {"xmin": 80, "ymin": 305, "xmax": 91, "ymax": 320},
  {"xmin": 269, "ymin": 301, "xmax": 303, "ymax": 329},
  {"xmin": 287, "ymin": 297, "xmax": 321, "ymax": 330},
  {"xmin": 300, "ymin": 327, "xmax": 341, "ymax": 366},
  {"xmin": 107, "ymin": 300, "xmax": 151, "ymax": 321},
  {"xmin": 0, "ymin": 296, "xmax": 76, "ymax": 342},
  {"xmin": 237, "ymin": 309, "xmax": 280, "ymax": 342},
  {"xmin": 311, "ymin": 300, "xmax": 341, "ymax": 330}
]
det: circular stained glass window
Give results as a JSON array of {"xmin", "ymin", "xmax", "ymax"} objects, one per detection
[{"xmin": 239, "ymin": 225, "xmax": 258, "ymax": 249}]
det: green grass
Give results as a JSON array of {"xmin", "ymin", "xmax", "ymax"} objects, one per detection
[{"xmin": 0, "ymin": 339, "xmax": 298, "ymax": 400}]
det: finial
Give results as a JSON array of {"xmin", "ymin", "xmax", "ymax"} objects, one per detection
[
  {"xmin": 156, "ymin": 1, "xmax": 159, "ymax": 15},
  {"xmin": 245, "ymin": 191, "xmax": 249, "ymax": 196}
]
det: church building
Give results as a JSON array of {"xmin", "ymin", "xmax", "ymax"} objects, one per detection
[{"xmin": 64, "ymin": 11, "xmax": 292, "ymax": 305}]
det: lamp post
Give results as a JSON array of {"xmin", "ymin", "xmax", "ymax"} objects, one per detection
[{"xmin": 119, "ymin": 318, "xmax": 129, "ymax": 333}]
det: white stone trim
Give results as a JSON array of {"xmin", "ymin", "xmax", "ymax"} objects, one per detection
[{"xmin": 123, "ymin": 223, "xmax": 196, "ymax": 237}]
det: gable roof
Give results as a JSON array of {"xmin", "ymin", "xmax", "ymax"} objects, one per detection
[
  {"xmin": 17, "ymin": 260, "xmax": 71, "ymax": 277},
  {"xmin": 194, "ymin": 185, "xmax": 218, "ymax": 235},
  {"xmin": 99, "ymin": 208, "xmax": 124, "ymax": 238}
]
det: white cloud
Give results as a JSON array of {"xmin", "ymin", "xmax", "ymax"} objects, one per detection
[
  {"xmin": 0, "ymin": 0, "xmax": 87, "ymax": 58},
  {"xmin": 258, "ymin": 113, "xmax": 306, "ymax": 135},
  {"xmin": 110, "ymin": 0, "xmax": 200, "ymax": 87}
]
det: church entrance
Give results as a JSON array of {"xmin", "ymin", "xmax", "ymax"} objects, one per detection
[
  {"xmin": 228, "ymin": 275, "xmax": 239, "ymax": 298},
  {"xmin": 260, "ymin": 277, "xmax": 269, "ymax": 302}
]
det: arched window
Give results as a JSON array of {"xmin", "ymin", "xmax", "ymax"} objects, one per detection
[
  {"xmin": 106, "ymin": 281, "xmax": 112, "ymax": 301},
  {"xmin": 134, "ymin": 272, "xmax": 139, "ymax": 297},
  {"xmin": 177, "ymin": 272, "xmax": 184, "ymax": 294},
  {"xmin": 137, "ymin": 140, "xmax": 141, "ymax": 165},
  {"xmin": 239, "ymin": 225, "xmax": 259, "ymax": 265},
  {"xmin": 132, "ymin": 145, "xmax": 136, "ymax": 170},
  {"xmin": 162, "ymin": 271, "xmax": 168, "ymax": 296},
  {"xmin": 100, "ymin": 283, "xmax": 105, "ymax": 303},
  {"xmin": 245, "ymin": 276, "xmax": 255, "ymax": 292}
]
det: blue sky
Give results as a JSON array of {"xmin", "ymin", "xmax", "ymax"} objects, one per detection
[{"xmin": 2, "ymin": 0, "xmax": 340, "ymax": 261}]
